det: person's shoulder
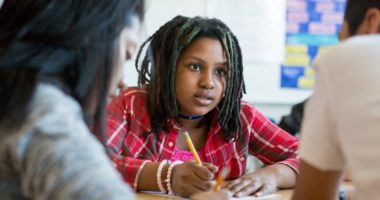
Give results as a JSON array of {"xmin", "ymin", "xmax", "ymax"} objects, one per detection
[
  {"xmin": 315, "ymin": 35, "xmax": 380, "ymax": 69},
  {"xmin": 116, "ymin": 86, "xmax": 149, "ymax": 109},
  {"xmin": 341, "ymin": 34, "xmax": 380, "ymax": 47},
  {"xmin": 32, "ymin": 83, "xmax": 81, "ymax": 115},
  {"xmin": 122, "ymin": 86, "xmax": 148, "ymax": 96},
  {"xmin": 332, "ymin": 35, "xmax": 380, "ymax": 56},
  {"xmin": 27, "ymin": 83, "xmax": 91, "ymax": 138},
  {"xmin": 240, "ymin": 100, "xmax": 257, "ymax": 118},
  {"xmin": 312, "ymin": 35, "xmax": 380, "ymax": 81},
  {"xmin": 120, "ymin": 86, "xmax": 148, "ymax": 101},
  {"xmin": 240, "ymin": 100, "xmax": 256, "ymax": 110}
]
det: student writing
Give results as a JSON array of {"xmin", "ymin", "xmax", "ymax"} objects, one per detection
[{"xmin": 106, "ymin": 16, "xmax": 300, "ymax": 198}]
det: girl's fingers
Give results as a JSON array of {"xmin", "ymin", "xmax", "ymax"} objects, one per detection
[
  {"xmin": 192, "ymin": 180, "xmax": 214, "ymax": 191},
  {"xmin": 203, "ymin": 162, "xmax": 218, "ymax": 173},
  {"xmin": 252, "ymin": 183, "xmax": 276, "ymax": 198},
  {"xmin": 230, "ymin": 179, "xmax": 253, "ymax": 194},
  {"xmin": 174, "ymin": 179, "xmax": 203, "ymax": 197},
  {"xmin": 236, "ymin": 181, "xmax": 262, "ymax": 196},
  {"xmin": 190, "ymin": 168, "xmax": 215, "ymax": 190},
  {"xmin": 234, "ymin": 182, "xmax": 262, "ymax": 197},
  {"xmin": 222, "ymin": 179, "xmax": 241, "ymax": 190},
  {"xmin": 194, "ymin": 165, "xmax": 215, "ymax": 181},
  {"xmin": 191, "ymin": 175, "xmax": 214, "ymax": 191}
]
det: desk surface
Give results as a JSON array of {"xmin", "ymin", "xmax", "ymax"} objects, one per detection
[{"xmin": 136, "ymin": 189, "xmax": 293, "ymax": 200}]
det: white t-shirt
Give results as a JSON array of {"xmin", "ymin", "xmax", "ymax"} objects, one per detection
[{"xmin": 300, "ymin": 35, "xmax": 380, "ymax": 200}]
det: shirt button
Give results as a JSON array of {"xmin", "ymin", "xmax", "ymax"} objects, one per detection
[
  {"xmin": 240, "ymin": 156, "xmax": 245, "ymax": 161},
  {"xmin": 168, "ymin": 142, "xmax": 174, "ymax": 147}
]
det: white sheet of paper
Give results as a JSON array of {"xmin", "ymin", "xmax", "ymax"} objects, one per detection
[
  {"xmin": 232, "ymin": 194, "xmax": 282, "ymax": 200},
  {"xmin": 140, "ymin": 191, "xmax": 281, "ymax": 200}
]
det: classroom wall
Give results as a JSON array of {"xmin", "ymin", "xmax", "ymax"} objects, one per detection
[{"xmin": 122, "ymin": 0, "xmax": 305, "ymax": 122}]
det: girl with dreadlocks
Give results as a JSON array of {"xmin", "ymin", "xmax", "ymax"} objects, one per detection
[{"xmin": 105, "ymin": 16, "xmax": 299, "ymax": 198}]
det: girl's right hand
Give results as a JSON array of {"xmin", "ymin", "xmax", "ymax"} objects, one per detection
[{"xmin": 171, "ymin": 161, "xmax": 218, "ymax": 197}]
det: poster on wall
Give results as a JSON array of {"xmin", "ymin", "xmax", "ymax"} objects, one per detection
[{"xmin": 281, "ymin": 0, "xmax": 346, "ymax": 89}]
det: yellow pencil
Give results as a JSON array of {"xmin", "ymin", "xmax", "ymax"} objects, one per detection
[
  {"xmin": 182, "ymin": 130, "xmax": 203, "ymax": 165},
  {"xmin": 213, "ymin": 167, "xmax": 229, "ymax": 191}
]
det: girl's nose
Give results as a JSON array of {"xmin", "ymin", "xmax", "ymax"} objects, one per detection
[{"xmin": 199, "ymin": 71, "xmax": 215, "ymax": 89}]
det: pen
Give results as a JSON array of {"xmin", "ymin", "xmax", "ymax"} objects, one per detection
[
  {"xmin": 213, "ymin": 167, "xmax": 229, "ymax": 191},
  {"xmin": 181, "ymin": 130, "xmax": 203, "ymax": 165}
]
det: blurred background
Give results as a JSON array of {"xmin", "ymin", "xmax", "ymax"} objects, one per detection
[{"xmin": 122, "ymin": 0, "xmax": 345, "ymax": 123}]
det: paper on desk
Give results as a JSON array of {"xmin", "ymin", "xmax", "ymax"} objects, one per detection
[
  {"xmin": 140, "ymin": 191, "xmax": 281, "ymax": 200},
  {"xmin": 232, "ymin": 193, "xmax": 281, "ymax": 200},
  {"xmin": 139, "ymin": 191, "xmax": 185, "ymax": 199}
]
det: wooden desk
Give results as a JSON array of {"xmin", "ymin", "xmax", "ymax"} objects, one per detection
[
  {"xmin": 275, "ymin": 189, "xmax": 293, "ymax": 200},
  {"xmin": 136, "ymin": 189, "xmax": 293, "ymax": 200}
]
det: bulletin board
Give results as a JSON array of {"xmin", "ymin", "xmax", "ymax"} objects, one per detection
[
  {"xmin": 124, "ymin": 0, "xmax": 345, "ymax": 105},
  {"xmin": 281, "ymin": 0, "xmax": 346, "ymax": 90}
]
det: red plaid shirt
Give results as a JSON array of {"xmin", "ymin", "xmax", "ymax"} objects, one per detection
[{"xmin": 106, "ymin": 87, "xmax": 299, "ymax": 190}]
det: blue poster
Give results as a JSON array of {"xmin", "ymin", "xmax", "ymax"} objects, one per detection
[{"xmin": 281, "ymin": 0, "xmax": 346, "ymax": 89}]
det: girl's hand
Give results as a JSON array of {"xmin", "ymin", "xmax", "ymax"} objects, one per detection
[
  {"xmin": 222, "ymin": 169, "xmax": 278, "ymax": 198},
  {"xmin": 172, "ymin": 161, "xmax": 218, "ymax": 197}
]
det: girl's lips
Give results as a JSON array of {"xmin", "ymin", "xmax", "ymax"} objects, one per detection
[{"xmin": 194, "ymin": 95, "xmax": 213, "ymax": 106}]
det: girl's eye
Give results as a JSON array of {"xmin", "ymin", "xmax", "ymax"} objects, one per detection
[
  {"xmin": 189, "ymin": 64, "xmax": 201, "ymax": 71},
  {"xmin": 216, "ymin": 68, "xmax": 226, "ymax": 77}
]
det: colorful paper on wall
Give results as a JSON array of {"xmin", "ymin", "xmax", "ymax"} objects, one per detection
[{"xmin": 281, "ymin": 0, "xmax": 346, "ymax": 89}]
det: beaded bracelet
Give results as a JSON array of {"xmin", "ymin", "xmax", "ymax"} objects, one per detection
[
  {"xmin": 157, "ymin": 160, "xmax": 170, "ymax": 193},
  {"xmin": 165, "ymin": 160, "xmax": 183, "ymax": 195}
]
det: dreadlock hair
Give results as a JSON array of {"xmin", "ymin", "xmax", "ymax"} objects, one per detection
[
  {"xmin": 135, "ymin": 15, "xmax": 246, "ymax": 141},
  {"xmin": 344, "ymin": 0, "xmax": 380, "ymax": 35}
]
